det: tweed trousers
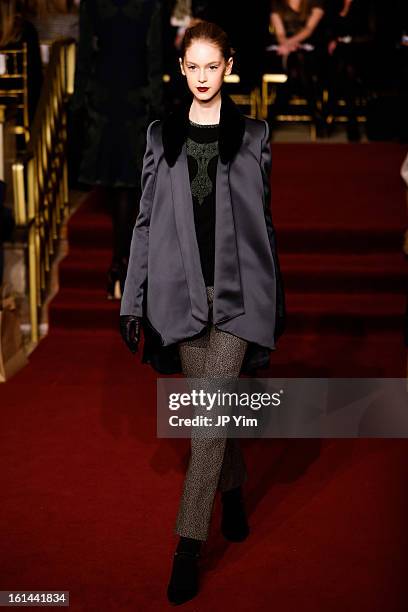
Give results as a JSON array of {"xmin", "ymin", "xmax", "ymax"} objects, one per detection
[{"xmin": 174, "ymin": 286, "xmax": 249, "ymax": 541}]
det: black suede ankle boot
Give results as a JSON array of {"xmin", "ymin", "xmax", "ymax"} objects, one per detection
[
  {"xmin": 221, "ymin": 485, "xmax": 250, "ymax": 542},
  {"xmin": 167, "ymin": 537, "xmax": 202, "ymax": 605}
]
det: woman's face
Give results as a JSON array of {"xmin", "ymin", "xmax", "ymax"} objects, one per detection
[{"xmin": 179, "ymin": 39, "xmax": 233, "ymax": 102}]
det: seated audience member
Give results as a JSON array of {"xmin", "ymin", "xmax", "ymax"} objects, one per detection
[
  {"xmin": 162, "ymin": 0, "xmax": 204, "ymax": 108},
  {"xmin": 326, "ymin": 0, "xmax": 377, "ymax": 141},
  {"xmin": 268, "ymin": 0, "xmax": 325, "ymax": 131},
  {"xmin": 167, "ymin": 0, "xmax": 208, "ymax": 51},
  {"xmin": 192, "ymin": 0, "xmax": 271, "ymax": 91}
]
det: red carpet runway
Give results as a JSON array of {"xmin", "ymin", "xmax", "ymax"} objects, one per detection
[{"xmin": 0, "ymin": 143, "xmax": 407, "ymax": 611}]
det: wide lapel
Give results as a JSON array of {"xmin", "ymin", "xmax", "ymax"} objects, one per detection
[
  {"xmin": 169, "ymin": 142, "xmax": 209, "ymax": 323},
  {"xmin": 213, "ymin": 159, "xmax": 245, "ymax": 324}
]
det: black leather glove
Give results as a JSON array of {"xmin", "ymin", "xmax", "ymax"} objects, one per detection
[{"xmin": 120, "ymin": 315, "xmax": 142, "ymax": 354}]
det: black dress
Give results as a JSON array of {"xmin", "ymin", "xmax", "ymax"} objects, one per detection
[
  {"xmin": 326, "ymin": 0, "xmax": 377, "ymax": 43},
  {"xmin": 326, "ymin": 0, "xmax": 377, "ymax": 131},
  {"xmin": 72, "ymin": 0, "xmax": 164, "ymax": 187},
  {"xmin": 270, "ymin": 0, "xmax": 325, "ymax": 43}
]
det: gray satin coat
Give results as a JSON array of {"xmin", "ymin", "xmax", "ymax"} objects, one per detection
[{"xmin": 120, "ymin": 91, "xmax": 286, "ymax": 373}]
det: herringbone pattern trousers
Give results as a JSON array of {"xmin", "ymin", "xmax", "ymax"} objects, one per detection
[{"xmin": 175, "ymin": 286, "xmax": 248, "ymax": 541}]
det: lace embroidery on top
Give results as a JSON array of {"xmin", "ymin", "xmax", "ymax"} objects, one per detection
[{"xmin": 186, "ymin": 138, "xmax": 219, "ymax": 206}]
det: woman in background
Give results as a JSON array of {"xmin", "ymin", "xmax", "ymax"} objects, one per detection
[
  {"xmin": 27, "ymin": 0, "xmax": 79, "ymax": 42},
  {"xmin": 326, "ymin": 0, "xmax": 377, "ymax": 141},
  {"xmin": 269, "ymin": 0, "xmax": 325, "ymax": 132},
  {"xmin": 72, "ymin": 0, "xmax": 164, "ymax": 299}
]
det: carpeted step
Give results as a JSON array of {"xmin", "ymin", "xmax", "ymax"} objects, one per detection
[
  {"xmin": 58, "ymin": 247, "xmax": 112, "ymax": 289},
  {"xmin": 277, "ymin": 227, "xmax": 404, "ymax": 254},
  {"xmin": 67, "ymin": 212, "xmax": 112, "ymax": 250},
  {"xmin": 48, "ymin": 287, "xmax": 120, "ymax": 329},
  {"xmin": 281, "ymin": 252, "xmax": 408, "ymax": 292},
  {"xmin": 286, "ymin": 292, "xmax": 406, "ymax": 333}
]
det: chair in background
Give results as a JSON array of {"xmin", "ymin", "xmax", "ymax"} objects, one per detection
[
  {"xmin": 324, "ymin": 89, "xmax": 368, "ymax": 133},
  {"xmin": 224, "ymin": 73, "xmax": 260, "ymax": 119},
  {"xmin": 261, "ymin": 71, "xmax": 318, "ymax": 140},
  {"xmin": 0, "ymin": 44, "xmax": 30, "ymax": 148}
]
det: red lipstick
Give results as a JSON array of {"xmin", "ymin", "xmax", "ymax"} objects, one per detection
[{"xmin": 197, "ymin": 87, "xmax": 209, "ymax": 92}]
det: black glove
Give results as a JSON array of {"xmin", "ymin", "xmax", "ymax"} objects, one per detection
[{"xmin": 120, "ymin": 315, "xmax": 142, "ymax": 354}]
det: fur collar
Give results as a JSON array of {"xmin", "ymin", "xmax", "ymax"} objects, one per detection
[{"xmin": 161, "ymin": 88, "xmax": 246, "ymax": 167}]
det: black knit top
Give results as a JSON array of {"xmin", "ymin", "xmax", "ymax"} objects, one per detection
[{"xmin": 186, "ymin": 119, "xmax": 219, "ymax": 286}]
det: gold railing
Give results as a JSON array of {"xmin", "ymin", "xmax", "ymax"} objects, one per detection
[{"xmin": 12, "ymin": 38, "xmax": 76, "ymax": 345}]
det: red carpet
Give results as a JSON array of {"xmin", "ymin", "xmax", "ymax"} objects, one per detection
[{"xmin": 0, "ymin": 143, "xmax": 407, "ymax": 611}]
